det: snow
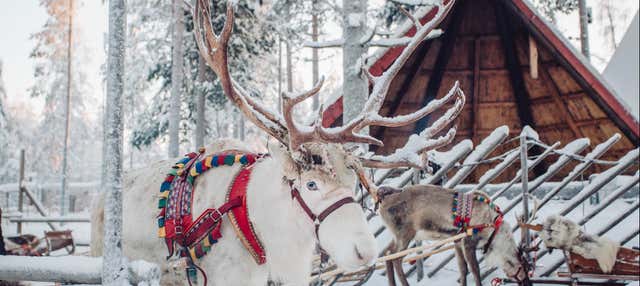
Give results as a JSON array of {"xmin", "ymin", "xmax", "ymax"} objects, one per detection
[
  {"xmin": 603, "ymin": 12, "xmax": 640, "ymax": 120},
  {"xmin": 368, "ymin": 29, "xmax": 442, "ymax": 47},
  {"xmin": 103, "ymin": 0, "xmax": 128, "ymax": 284},
  {"xmin": 521, "ymin": 125, "xmax": 539, "ymax": 140},
  {"xmin": 0, "ymin": 256, "xmax": 102, "ymax": 284},
  {"xmin": 559, "ymin": 148, "xmax": 639, "ymax": 216},
  {"xmin": 0, "ymin": 255, "xmax": 160, "ymax": 285},
  {"xmin": 347, "ymin": 13, "xmax": 364, "ymax": 27},
  {"xmin": 429, "ymin": 139, "xmax": 473, "ymax": 166},
  {"xmin": 444, "ymin": 125, "xmax": 509, "ymax": 188},
  {"xmin": 389, "ymin": 0, "xmax": 439, "ymax": 5},
  {"xmin": 336, "ymin": 198, "xmax": 640, "ymax": 286},
  {"xmin": 477, "ymin": 148, "xmax": 520, "ymax": 187}
]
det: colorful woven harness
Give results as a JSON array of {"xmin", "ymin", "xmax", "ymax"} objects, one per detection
[
  {"xmin": 452, "ymin": 192, "xmax": 504, "ymax": 253},
  {"xmin": 156, "ymin": 148, "xmax": 266, "ymax": 284}
]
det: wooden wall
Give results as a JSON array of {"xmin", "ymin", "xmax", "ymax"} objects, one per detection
[{"xmin": 371, "ymin": 0, "xmax": 637, "ymax": 182}]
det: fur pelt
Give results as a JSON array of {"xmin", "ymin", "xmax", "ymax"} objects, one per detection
[{"xmin": 540, "ymin": 215, "xmax": 619, "ymax": 273}]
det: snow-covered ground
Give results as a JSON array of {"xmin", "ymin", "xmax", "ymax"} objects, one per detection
[
  {"xmin": 355, "ymin": 197, "xmax": 639, "ymax": 286},
  {"xmin": 2, "ymin": 196, "xmax": 638, "ymax": 285}
]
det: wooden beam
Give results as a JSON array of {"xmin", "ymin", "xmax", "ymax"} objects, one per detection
[
  {"xmin": 414, "ymin": 0, "xmax": 465, "ymax": 133},
  {"xmin": 495, "ymin": 2, "xmax": 536, "ymax": 129},
  {"xmin": 539, "ymin": 62, "xmax": 583, "ymax": 138},
  {"xmin": 529, "ymin": 35, "xmax": 539, "ymax": 79},
  {"xmin": 495, "ymin": 1, "xmax": 548, "ymax": 177},
  {"xmin": 472, "ymin": 37, "xmax": 481, "ymax": 144}
]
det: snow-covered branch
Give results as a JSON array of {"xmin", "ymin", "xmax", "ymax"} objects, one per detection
[
  {"xmin": 304, "ymin": 28, "xmax": 442, "ymax": 48},
  {"xmin": 304, "ymin": 39, "xmax": 345, "ymax": 48},
  {"xmin": 367, "ymin": 29, "xmax": 442, "ymax": 47},
  {"xmin": 390, "ymin": 0, "xmax": 440, "ymax": 5}
]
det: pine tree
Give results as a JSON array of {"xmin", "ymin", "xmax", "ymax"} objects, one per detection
[
  {"xmin": 30, "ymin": 0, "xmax": 100, "ymax": 184},
  {"xmin": 0, "ymin": 60, "xmax": 9, "ymax": 173},
  {"xmin": 130, "ymin": 0, "xmax": 276, "ymax": 150}
]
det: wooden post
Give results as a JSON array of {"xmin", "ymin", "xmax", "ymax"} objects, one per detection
[
  {"xmin": 0, "ymin": 207, "xmax": 6, "ymax": 255},
  {"xmin": 17, "ymin": 149, "xmax": 25, "ymax": 234},
  {"xmin": 578, "ymin": 0, "xmax": 590, "ymax": 59},
  {"xmin": 412, "ymin": 169, "xmax": 424, "ymax": 281},
  {"xmin": 528, "ymin": 35, "xmax": 538, "ymax": 79},
  {"xmin": 519, "ymin": 130, "xmax": 530, "ymax": 248}
]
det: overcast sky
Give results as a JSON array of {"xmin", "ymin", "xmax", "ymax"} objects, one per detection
[
  {"xmin": 0, "ymin": 0, "xmax": 637, "ymax": 116},
  {"xmin": 0, "ymin": 0, "xmax": 106, "ymax": 112}
]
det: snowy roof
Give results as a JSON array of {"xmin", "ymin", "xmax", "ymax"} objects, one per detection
[
  {"xmin": 603, "ymin": 12, "xmax": 639, "ymax": 121},
  {"xmin": 322, "ymin": 0, "xmax": 640, "ymax": 152}
]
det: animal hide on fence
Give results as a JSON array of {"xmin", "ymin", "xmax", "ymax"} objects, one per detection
[{"xmin": 540, "ymin": 215, "xmax": 619, "ymax": 273}]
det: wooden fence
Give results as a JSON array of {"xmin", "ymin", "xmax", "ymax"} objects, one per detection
[{"xmin": 324, "ymin": 125, "xmax": 639, "ymax": 285}]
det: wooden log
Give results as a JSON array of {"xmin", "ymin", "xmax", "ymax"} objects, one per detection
[
  {"xmin": 310, "ymin": 237, "xmax": 461, "ymax": 282},
  {"xmin": 0, "ymin": 256, "xmax": 159, "ymax": 284},
  {"xmin": 9, "ymin": 216, "xmax": 91, "ymax": 223}
]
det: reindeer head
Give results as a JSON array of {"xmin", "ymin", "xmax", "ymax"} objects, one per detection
[{"xmin": 193, "ymin": 0, "xmax": 461, "ymax": 271}]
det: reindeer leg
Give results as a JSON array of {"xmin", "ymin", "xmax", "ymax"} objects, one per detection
[
  {"xmin": 385, "ymin": 243, "xmax": 397, "ymax": 286},
  {"xmin": 455, "ymin": 242, "xmax": 468, "ymax": 286},
  {"xmin": 462, "ymin": 239, "xmax": 482, "ymax": 286},
  {"xmin": 393, "ymin": 240, "xmax": 411, "ymax": 286}
]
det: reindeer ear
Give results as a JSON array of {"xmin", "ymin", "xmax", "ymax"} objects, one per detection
[{"xmin": 267, "ymin": 140, "xmax": 297, "ymax": 176}]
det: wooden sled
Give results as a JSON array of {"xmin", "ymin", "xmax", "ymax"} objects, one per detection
[
  {"xmin": 4, "ymin": 230, "xmax": 75, "ymax": 256},
  {"xmin": 498, "ymin": 246, "xmax": 639, "ymax": 286},
  {"xmin": 556, "ymin": 247, "xmax": 639, "ymax": 285}
]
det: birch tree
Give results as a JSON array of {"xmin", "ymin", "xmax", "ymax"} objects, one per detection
[
  {"xmin": 342, "ymin": 0, "xmax": 368, "ymax": 124},
  {"xmin": 169, "ymin": 0, "xmax": 185, "ymax": 158},
  {"xmin": 102, "ymin": 0, "xmax": 127, "ymax": 283}
]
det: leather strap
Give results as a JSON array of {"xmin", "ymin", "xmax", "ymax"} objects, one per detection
[
  {"xmin": 519, "ymin": 223, "xmax": 543, "ymax": 232},
  {"xmin": 317, "ymin": 197, "xmax": 356, "ymax": 223},
  {"xmin": 182, "ymin": 197, "xmax": 243, "ymax": 247},
  {"xmin": 291, "ymin": 188, "xmax": 317, "ymax": 222},
  {"xmin": 482, "ymin": 214, "xmax": 504, "ymax": 254},
  {"xmin": 290, "ymin": 186, "xmax": 356, "ymax": 242}
]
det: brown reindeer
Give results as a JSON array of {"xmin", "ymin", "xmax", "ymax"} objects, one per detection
[{"xmin": 374, "ymin": 185, "xmax": 532, "ymax": 286}]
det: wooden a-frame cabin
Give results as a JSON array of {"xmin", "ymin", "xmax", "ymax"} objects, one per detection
[{"xmin": 322, "ymin": 0, "xmax": 639, "ymax": 180}]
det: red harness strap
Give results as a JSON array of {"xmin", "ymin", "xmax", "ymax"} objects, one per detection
[{"xmin": 226, "ymin": 165, "xmax": 267, "ymax": 264}]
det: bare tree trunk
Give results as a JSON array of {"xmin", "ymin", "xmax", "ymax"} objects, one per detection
[
  {"xmin": 578, "ymin": 0, "xmax": 590, "ymax": 59},
  {"xmin": 61, "ymin": 0, "xmax": 74, "ymax": 217},
  {"xmin": 195, "ymin": 57, "xmax": 206, "ymax": 148},
  {"xmin": 602, "ymin": 1, "xmax": 617, "ymax": 49},
  {"xmin": 277, "ymin": 39, "xmax": 282, "ymax": 113},
  {"xmin": 286, "ymin": 41, "xmax": 293, "ymax": 93},
  {"xmin": 311, "ymin": 0, "xmax": 320, "ymax": 110},
  {"xmin": 342, "ymin": 0, "xmax": 368, "ymax": 124},
  {"xmin": 102, "ymin": 0, "xmax": 127, "ymax": 284},
  {"xmin": 169, "ymin": 0, "xmax": 184, "ymax": 158},
  {"xmin": 285, "ymin": 2, "xmax": 293, "ymax": 93}
]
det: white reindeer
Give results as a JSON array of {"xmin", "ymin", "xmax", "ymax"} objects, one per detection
[{"xmin": 92, "ymin": 0, "xmax": 463, "ymax": 285}]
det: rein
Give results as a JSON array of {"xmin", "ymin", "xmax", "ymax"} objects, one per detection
[{"xmin": 289, "ymin": 182, "xmax": 356, "ymax": 240}]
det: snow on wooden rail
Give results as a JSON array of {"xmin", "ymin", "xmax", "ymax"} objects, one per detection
[
  {"xmin": 9, "ymin": 216, "xmax": 91, "ymax": 223},
  {"xmin": 348, "ymin": 125, "xmax": 640, "ymax": 285},
  {"xmin": 0, "ymin": 256, "xmax": 159, "ymax": 285}
]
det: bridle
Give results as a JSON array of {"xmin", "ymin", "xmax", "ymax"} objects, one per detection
[{"xmin": 289, "ymin": 181, "xmax": 356, "ymax": 240}]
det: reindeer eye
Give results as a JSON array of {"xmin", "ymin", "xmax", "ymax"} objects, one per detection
[
  {"xmin": 311, "ymin": 155, "xmax": 323, "ymax": 165},
  {"xmin": 306, "ymin": 181, "xmax": 319, "ymax": 191}
]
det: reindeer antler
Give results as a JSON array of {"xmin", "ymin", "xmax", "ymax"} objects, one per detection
[
  {"xmin": 193, "ymin": 0, "xmax": 289, "ymax": 144},
  {"xmin": 361, "ymin": 82, "xmax": 465, "ymax": 169},
  {"xmin": 194, "ymin": 0, "xmax": 462, "ymax": 168}
]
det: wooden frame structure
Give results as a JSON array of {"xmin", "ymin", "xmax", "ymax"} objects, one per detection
[{"xmin": 322, "ymin": 0, "xmax": 639, "ymax": 182}]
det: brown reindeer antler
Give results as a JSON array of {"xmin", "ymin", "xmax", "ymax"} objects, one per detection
[
  {"xmin": 193, "ymin": 1, "xmax": 289, "ymax": 144},
  {"xmin": 194, "ymin": 0, "xmax": 462, "ymax": 168}
]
